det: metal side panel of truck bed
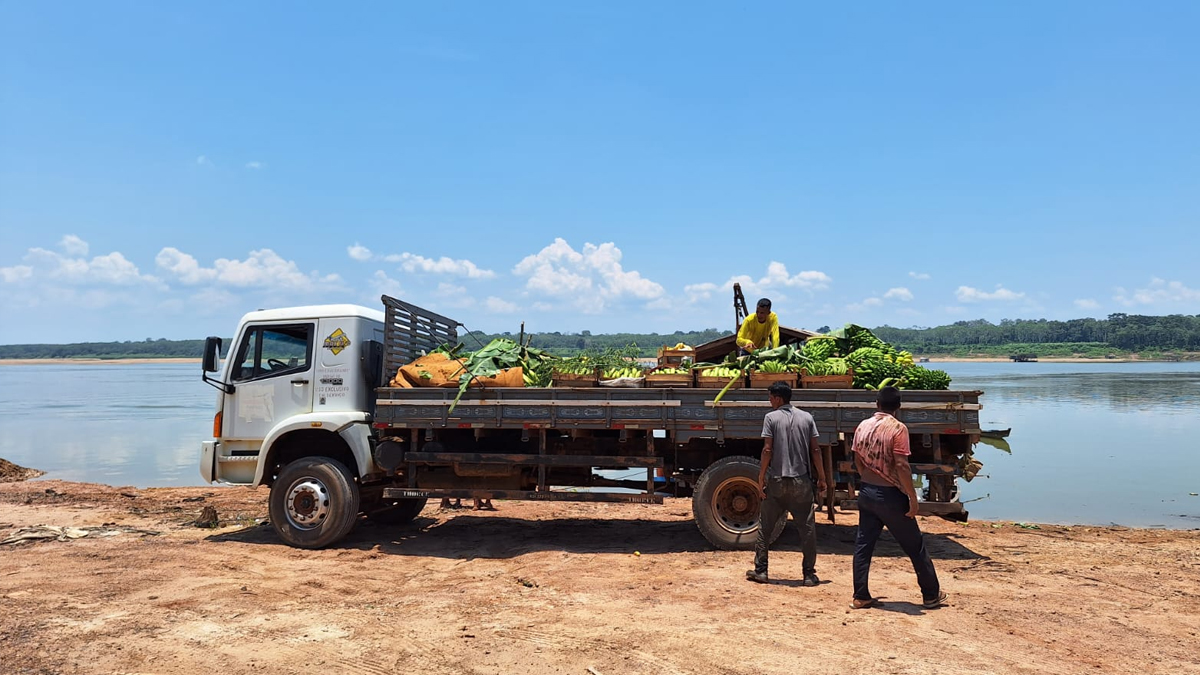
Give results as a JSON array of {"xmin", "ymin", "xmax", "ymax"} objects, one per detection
[{"xmin": 374, "ymin": 386, "xmax": 983, "ymax": 441}]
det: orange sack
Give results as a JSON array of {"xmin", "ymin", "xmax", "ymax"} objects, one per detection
[
  {"xmin": 396, "ymin": 352, "xmax": 468, "ymax": 388},
  {"xmin": 469, "ymin": 367, "xmax": 524, "ymax": 388},
  {"xmin": 392, "ymin": 353, "xmax": 525, "ymax": 389}
]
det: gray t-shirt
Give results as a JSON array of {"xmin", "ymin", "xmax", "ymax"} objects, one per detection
[{"xmin": 761, "ymin": 403, "xmax": 818, "ymax": 479}]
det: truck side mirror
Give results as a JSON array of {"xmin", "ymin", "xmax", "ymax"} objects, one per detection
[{"xmin": 203, "ymin": 336, "xmax": 222, "ymax": 373}]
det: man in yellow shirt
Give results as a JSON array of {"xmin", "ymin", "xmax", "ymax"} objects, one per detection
[{"xmin": 737, "ymin": 298, "xmax": 780, "ymax": 353}]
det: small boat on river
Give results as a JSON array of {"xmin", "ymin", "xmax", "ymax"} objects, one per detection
[{"xmin": 981, "ymin": 428, "xmax": 1011, "ymax": 439}]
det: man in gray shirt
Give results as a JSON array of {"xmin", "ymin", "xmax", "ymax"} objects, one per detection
[{"xmin": 746, "ymin": 381, "xmax": 828, "ymax": 586}]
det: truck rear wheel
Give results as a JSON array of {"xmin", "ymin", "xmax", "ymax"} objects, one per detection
[
  {"xmin": 365, "ymin": 497, "xmax": 428, "ymax": 526},
  {"xmin": 269, "ymin": 457, "xmax": 360, "ymax": 549},
  {"xmin": 692, "ymin": 455, "xmax": 786, "ymax": 550}
]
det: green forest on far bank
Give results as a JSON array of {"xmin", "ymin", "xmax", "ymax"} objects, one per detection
[{"xmin": 2, "ymin": 313, "xmax": 1199, "ymax": 360}]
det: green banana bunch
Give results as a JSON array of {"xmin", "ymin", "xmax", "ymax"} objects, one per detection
[
  {"xmin": 803, "ymin": 337, "xmax": 838, "ymax": 361},
  {"xmin": 602, "ymin": 366, "xmax": 645, "ymax": 379},
  {"xmin": 655, "ymin": 367, "xmax": 690, "ymax": 375},
  {"xmin": 804, "ymin": 358, "xmax": 848, "ymax": 376},
  {"xmin": 863, "ymin": 376, "xmax": 903, "ymax": 391},
  {"xmin": 844, "ymin": 324, "xmax": 891, "ymax": 353},
  {"xmin": 755, "ymin": 360, "xmax": 789, "ymax": 374},
  {"xmin": 700, "ymin": 367, "xmax": 742, "ymax": 377},
  {"xmin": 902, "ymin": 366, "xmax": 951, "ymax": 390}
]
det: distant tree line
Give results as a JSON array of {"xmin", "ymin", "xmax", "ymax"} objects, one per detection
[
  {"xmin": 871, "ymin": 314, "xmax": 1200, "ymax": 352},
  {"xmin": 3, "ymin": 314, "xmax": 1199, "ymax": 360},
  {"xmin": 0, "ymin": 338, "xmax": 226, "ymax": 360}
]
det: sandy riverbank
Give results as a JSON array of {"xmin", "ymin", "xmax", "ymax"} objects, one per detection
[{"xmin": 1, "ymin": 476, "xmax": 1197, "ymax": 675}]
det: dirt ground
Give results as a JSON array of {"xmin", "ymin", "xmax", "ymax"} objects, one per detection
[{"xmin": 1, "ymin": 479, "xmax": 1197, "ymax": 675}]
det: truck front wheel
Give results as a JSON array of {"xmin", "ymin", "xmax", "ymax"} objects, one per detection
[
  {"xmin": 692, "ymin": 455, "xmax": 786, "ymax": 550},
  {"xmin": 269, "ymin": 457, "xmax": 361, "ymax": 549}
]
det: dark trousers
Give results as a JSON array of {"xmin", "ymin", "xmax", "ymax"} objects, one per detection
[
  {"xmin": 754, "ymin": 476, "xmax": 817, "ymax": 575},
  {"xmin": 853, "ymin": 483, "xmax": 940, "ymax": 602}
]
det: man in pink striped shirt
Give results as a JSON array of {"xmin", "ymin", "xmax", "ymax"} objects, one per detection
[{"xmin": 849, "ymin": 386, "xmax": 947, "ymax": 610}]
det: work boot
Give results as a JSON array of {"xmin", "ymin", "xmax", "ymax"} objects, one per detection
[
  {"xmin": 802, "ymin": 571, "xmax": 820, "ymax": 587},
  {"xmin": 745, "ymin": 570, "xmax": 769, "ymax": 584}
]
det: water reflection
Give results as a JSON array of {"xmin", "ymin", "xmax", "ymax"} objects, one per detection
[{"xmin": 961, "ymin": 371, "xmax": 1200, "ymax": 413}]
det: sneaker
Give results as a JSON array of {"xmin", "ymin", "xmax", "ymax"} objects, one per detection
[
  {"xmin": 802, "ymin": 572, "xmax": 820, "ymax": 587},
  {"xmin": 745, "ymin": 569, "xmax": 769, "ymax": 584}
]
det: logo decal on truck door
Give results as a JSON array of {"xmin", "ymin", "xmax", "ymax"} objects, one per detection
[{"xmin": 323, "ymin": 328, "xmax": 351, "ymax": 355}]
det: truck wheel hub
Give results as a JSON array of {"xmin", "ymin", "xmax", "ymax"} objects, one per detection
[
  {"xmin": 285, "ymin": 478, "xmax": 329, "ymax": 530},
  {"xmin": 711, "ymin": 476, "xmax": 761, "ymax": 536}
]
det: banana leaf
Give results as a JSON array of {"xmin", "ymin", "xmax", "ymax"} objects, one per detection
[{"xmin": 448, "ymin": 339, "xmax": 554, "ymax": 412}]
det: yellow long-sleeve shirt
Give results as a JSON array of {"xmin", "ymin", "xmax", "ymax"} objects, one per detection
[{"xmin": 736, "ymin": 312, "xmax": 780, "ymax": 351}]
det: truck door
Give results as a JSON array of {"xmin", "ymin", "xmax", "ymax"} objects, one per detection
[{"xmin": 224, "ymin": 322, "xmax": 315, "ymax": 444}]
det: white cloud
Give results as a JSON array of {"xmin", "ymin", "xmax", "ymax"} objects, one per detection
[
  {"xmin": 348, "ymin": 244, "xmax": 373, "ymax": 262},
  {"xmin": 718, "ymin": 263, "xmax": 832, "ymax": 301},
  {"xmin": 435, "ymin": 282, "xmax": 467, "ymax": 296},
  {"xmin": 155, "ymin": 248, "xmax": 218, "ymax": 284},
  {"xmin": 59, "ymin": 235, "xmax": 89, "ymax": 257},
  {"xmin": 245, "ymin": 161, "xmax": 265, "ymax": 170},
  {"xmin": 1074, "ymin": 298, "xmax": 1100, "ymax": 310},
  {"xmin": 684, "ymin": 282, "xmax": 719, "ymax": 303},
  {"xmin": 22, "ymin": 244, "xmax": 159, "ymax": 286},
  {"xmin": 485, "ymin": 297, "xmax": 518, "ymax": 313},
  {"xmin": 759, "ymin": 261, "xmax": 832, "ymax": 291},
  {"xmin": 955, "ymin": 285, "xmax": 1025, "ymax": 303},
  {"xmin": 0, "ymin": 265, "xmax": 33, "ymax": 283},
  {"xmin": 368, "ymin": 270, "xmax": 404, "ymax": 300},
  {"xmin": 1113, "ymin": 278, "xmax": 1200, "ymax": 306},
  {"xmin": 156, "ymin": 248, "xmax": 341, "ymax": 291},
  {"xmin": 943, "ymin": 305, "xmax": 967, "ymax": 315},
  {"xmin": 388, "ymin": 252, "xmax": 496, "ymax": 279},
  {"xmin": 883, "ymin": 287, "xmax": 913, "ymax": 301},
  {"xmin": 909, "ymin": 272, "xmax": 931, "ymax": 280},
  {"xmin": 513, "ymin": 238, "xmax": 664, "ymax": 312},
  {"xmin": 846, "ymin": 297, "xmax": 885, "ymax": 313}
]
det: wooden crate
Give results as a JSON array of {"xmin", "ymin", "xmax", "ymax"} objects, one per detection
[
  {"xmin": 695, "ymin": 370, "xmax": 746, "ymax": 389},
  {"xmin": 552, "ymin": 370, "xmax": 599, "ymax": 387},
  {"xmin": 644, "ymin": 370, "xmax": 692, "ymax": 388},
  {"xmin": 800, "ymin": 368, "xmax": 854, "ymax": 389},
  {"xmin": 748, "ymin": 372, "xmax": 798, "ymax": 389},
  {"xmin": 657, "ymin": 346, "xmax": 696, "ymax": 368}
]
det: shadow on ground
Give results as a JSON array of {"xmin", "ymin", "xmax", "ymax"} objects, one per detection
[{"xmin": 209, "ymin": 513, "xmax": 985, "ymax": 562}]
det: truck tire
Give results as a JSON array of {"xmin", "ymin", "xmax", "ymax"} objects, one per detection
[
  {"xmin": 692, "ymin": 455, "xmax": 786, "ymax": 550},
  {"xmin": 269, "ymin": 457, "xmax": 361, "ymax": 549},
  {"xmin": 365, "ymin": 497, "xmax": 428, "ymax": 526}
]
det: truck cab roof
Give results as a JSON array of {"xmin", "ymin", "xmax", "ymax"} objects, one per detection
[{"xmin": 238, "ymin": 304, "xmax": 385, "ymax": 325}]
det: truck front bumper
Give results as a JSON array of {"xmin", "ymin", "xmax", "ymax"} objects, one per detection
[{"xmin": 200, "ymin": 440, "xmax": 219, "ymax": 483}]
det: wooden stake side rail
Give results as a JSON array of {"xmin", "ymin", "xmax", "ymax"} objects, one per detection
[{"xmin": 373, "ymin": 386, "xmax": 983, "ymax": 437}]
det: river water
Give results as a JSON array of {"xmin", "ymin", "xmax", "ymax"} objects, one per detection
[{"xmin": 1, "ymin": 361, "xmax": 1197, "ymax": 527}]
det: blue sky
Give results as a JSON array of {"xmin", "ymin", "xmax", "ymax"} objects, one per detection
[{"xmin": 1, "ymin": 2, "xmax": 1197, "ymax": 344}]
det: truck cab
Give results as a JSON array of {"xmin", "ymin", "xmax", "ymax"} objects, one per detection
[{"xmin": 200, "ymin": 305, "xmax": 388, "ymax": 544}]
